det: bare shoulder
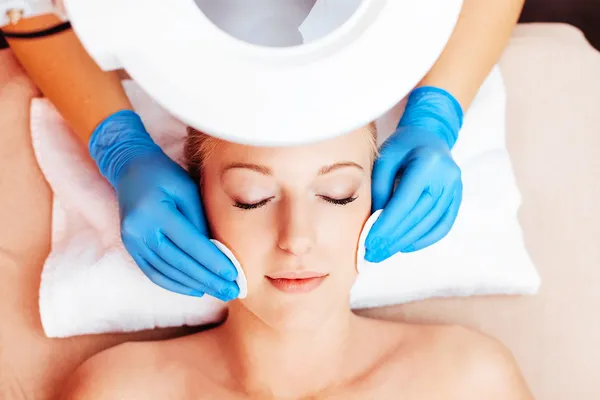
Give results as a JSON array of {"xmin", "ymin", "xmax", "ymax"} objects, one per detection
[
  {"xmin": 61, "ymin": 332, "xmax": 224, "ymax": 400},
  {"xmin": 415, "ymin": 324, "xmax": 534, "ymax": 400},
  {"xmin": 61, "ymin": 341, "xmax": 175, "ymax": 400},
  {"xmin": 349, "ymin": 319, "xmax": 532, "ymax": 399}
]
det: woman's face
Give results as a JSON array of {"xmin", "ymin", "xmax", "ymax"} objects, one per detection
[{"xmin": 200, "ymin": 128, "xmax": 373, "ymax": 330}]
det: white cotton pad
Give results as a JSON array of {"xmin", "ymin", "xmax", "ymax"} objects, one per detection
[
  {"xmin": 210, "ymin": 240, "xmax": 248, "ymax": 299},
  {"xmin": 356, "ymin": 210, "xmax": 383, "ymax": 273}
]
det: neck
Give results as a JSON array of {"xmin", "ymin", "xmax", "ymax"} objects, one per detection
[{"xmin": 219, "ymin": 301, "xmax": 360, "ymax": 398}]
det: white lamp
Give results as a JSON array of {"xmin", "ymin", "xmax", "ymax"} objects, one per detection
[{"xmin": 62, "ymin": 0, "xmax": 462, "ymax": 146}]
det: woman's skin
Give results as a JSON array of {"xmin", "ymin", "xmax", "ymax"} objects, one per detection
[{"xmin": 62, "ymin": 129, "xmax": 533, "ymax": 400}]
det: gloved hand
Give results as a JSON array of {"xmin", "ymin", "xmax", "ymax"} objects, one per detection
[
  {"xmin": 365, "ymin": 86, "xmax": 464, "ymax": 263},
  {"xmin": 89, "ymin": 110, "xmax": 240, "ymax": 301}
]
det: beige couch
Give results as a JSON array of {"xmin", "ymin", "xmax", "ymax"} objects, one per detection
[{"xmin": 0, "ymin": 23, "xmax": 598, "ymax": 400}]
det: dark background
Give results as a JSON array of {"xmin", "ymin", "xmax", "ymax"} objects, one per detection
[{"xmin": 521, "ymin": 0, "xmax": 600, "ymax": 49}]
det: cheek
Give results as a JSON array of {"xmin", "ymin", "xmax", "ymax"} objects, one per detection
[
  {"xmin": 317, "ymin": 194, "xmax": 371, "ymax": 269},
  {"xmin": 201, "ymin": 180, "xmax": 274, "ymax": 280},
  {"xmin": 200, "ymin": 179, "xmax": 225, "ymax": 238}
]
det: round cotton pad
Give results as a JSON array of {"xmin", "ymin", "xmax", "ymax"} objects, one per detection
[
  {"xmin": 210, "ymin": 240, "xmax": 248, "ymax": 299},
  {"xmin": 356, "ymin": 209, "xmax": 383, "ymax": 273}
]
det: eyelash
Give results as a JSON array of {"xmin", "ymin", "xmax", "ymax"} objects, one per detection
[
  {"xmin": 324, "ymin": 196, "xmax": 358, "ymax": 206},
  {"xmin": 233, "ymin": 196, "xmax": 358, "ymax": 210},
  {"xmin": 234, "ymin": 198, "xmax": 272, "ymax": 210}
]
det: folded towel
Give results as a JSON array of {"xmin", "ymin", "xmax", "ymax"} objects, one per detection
[{"xmin": 34, "ymin": 66, "xmax": 540, "ymax": 338}]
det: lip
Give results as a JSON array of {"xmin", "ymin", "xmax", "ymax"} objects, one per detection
[
  {"xmin": 266, "ymin": 271, "xmax": 327, "ymax": 280},
  {"xmin": 266, "ymin": 272, "xmax": 328, "ymax": 294}
]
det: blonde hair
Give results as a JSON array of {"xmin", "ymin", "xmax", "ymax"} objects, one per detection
[
  {"xmin": 185, "ymin": 127, "xmax": 222, "ymax": 182},
  {"xmin": 185, "ymin": 124, "xmax": 379, "ymax": 182}
]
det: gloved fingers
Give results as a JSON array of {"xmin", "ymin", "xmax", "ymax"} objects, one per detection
[
  {"xmin": 140, "ymin": 242, "xmax": 214, "ymax": 295},
  {"xmin": 371, "ymin": 154, "xmax": 403, "ymax": 211},
  {"xmin": 405, "ymin": 185, "xmax": 462, "ymax": 252},
  {"xmin": 130, "ymin": 252, "xmax": 205, "ymax": 298},
  {"xmin": 393, "ymin": 186, "xmax": 456, "ymax": 253},
  {"xmin": 160, "ymin": 210, "xmax": 239, "ymax": 282},
  {"xmin": 172, "ymin": 180, "xmax": 209, "ymax": 235},
  {"xmin": 386, "ymin": 190, "xmax": 437, "ymax": 244},
  {"xmin": 144, "ymin": 233, "xmax": 240, "ymax": 302},
  {"xmin": 366, "ymin": 162, "xmax": 428, "ymax": 255},
  {"xmin": 132, "ymin": 237, "xmax": 211, "ymax": 294}
]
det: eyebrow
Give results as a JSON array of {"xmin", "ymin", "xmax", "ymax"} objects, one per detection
[
  {"xmin": 222, "ymin": 161, "xmax": 363, "ymax": 176},
  {"xmin": 223, "ymin": 163, "xmax": 272, "ymax": 176},
  {"xmin": 317, "ymin": 161, "xmax": 363, "ymax": 175}
]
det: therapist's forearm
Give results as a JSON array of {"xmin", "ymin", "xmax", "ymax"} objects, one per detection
[
  {"xmin": 4, "ymin": 14, "xmax": 133, "ymax": 143},
  {"xmin": 418, "ymin": 0, "xmax": 524, "ymax": 110}
]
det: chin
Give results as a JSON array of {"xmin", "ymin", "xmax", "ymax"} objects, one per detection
[
  {"xmin": 236, "ymin": 276, "xmax": 355, "ymax": 330},
  {"xmin": 245, "ymin": 293, "xmax": 337, "ymax": 332},
  {"xmin": 261, "ymin": 308, "xmax": 334, "ymax": 333}
]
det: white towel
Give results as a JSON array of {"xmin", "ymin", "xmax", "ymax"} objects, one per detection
[{"xmin": 33, "ymin": 66, "xmax": 539, "ymax": 338}]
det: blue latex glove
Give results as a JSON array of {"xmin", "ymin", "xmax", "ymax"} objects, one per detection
[
  {"xmin": 89, "ymin": 110, "xmax": 240, "ymax": 301},
  {"xmin": 365, "ymin": 86, "xmax": 464, "ymax": 262}
]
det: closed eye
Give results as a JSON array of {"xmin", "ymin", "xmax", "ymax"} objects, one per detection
[
  {"xmin": 233, "ymin": 198, "xmax": 273, "ymax": 210},
  {"xmin": 320, "ymin": 196, "xmax": 358, "ymax": 206},
  {"xmin": 233, "ymin": 196, "xmax": 358, "ymax": 210}
]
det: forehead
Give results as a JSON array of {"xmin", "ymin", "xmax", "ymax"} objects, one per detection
[{"xmin": 212, "ymin": 128, "xmax": 373, "ymax": 172}]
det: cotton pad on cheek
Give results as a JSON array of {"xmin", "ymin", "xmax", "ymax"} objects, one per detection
[
  {"xmin": 210, "ymin": 240, "xmax": 248, "ymax": 299},
  {"xmin": 356, "ymin": 209, "xmax": 383, "ymax": 273}
]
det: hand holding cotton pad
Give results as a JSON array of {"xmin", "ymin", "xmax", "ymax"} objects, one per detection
[{"xmin": 210, "ymin": 240, "xmax": 248, "ymax": 299}]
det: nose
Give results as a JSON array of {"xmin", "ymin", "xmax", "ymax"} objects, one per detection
[{"xmin": 277, "ymin": 199, "xmax": 316, "ymax": 256}]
